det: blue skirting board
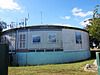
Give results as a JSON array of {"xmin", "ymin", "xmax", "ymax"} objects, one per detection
[{"xmin": 12, "ymin": 50, "xmax": 91, "ymax": 66}]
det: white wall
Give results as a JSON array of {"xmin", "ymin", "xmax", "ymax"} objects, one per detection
[
  {"xmin": 62, "ymin": 29, "xmax": 89, "ymax": 51},
  {"xmin": 3, "ymin": 28, "xmax": 89, "ymax": 52},
  {"xmin": 12, "ymin": 29, "xmax": 62, "ymax": 50},
  {"xmin": 28, "ymin": 29, "xmax": 62, "ymax": 49},
  {"xmin": 81, "ymin": 31, "xmax": 90, "ymax": 50}
]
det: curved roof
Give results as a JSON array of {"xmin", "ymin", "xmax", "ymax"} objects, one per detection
[{"xmin": 3, "ymin": 25, "xmax": 88, "ymax": 33}]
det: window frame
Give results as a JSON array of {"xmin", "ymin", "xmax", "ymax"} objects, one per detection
[
  {"xmin": 75, "ymin": 32, "xmax": 82, "ymax": 44},
  {"xmin": 19, "ymin": 33, "xmax": 26, "ymax": 49},
  {"xmin": 48, "ymin": 33, "xmax": 57, "ymax": 43},
  {"xmin": 32, "ymin": 34, "xmax": 41, "ymax": 43}
]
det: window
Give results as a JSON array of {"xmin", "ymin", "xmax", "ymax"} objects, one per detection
[
  {"xmin": 48, "ymin": 33, "xmax": 56, "ymax": 43},
  {"xmin": 19, "ymin": 34, "xmax": 26, "ymax": 48},
  {"xmin": 33, "ymin": 35, "xmax": 41, "ymax": 43},
  {"xmin": 75, "ymin": 32, "xmax": 82, "ymax": 44}
]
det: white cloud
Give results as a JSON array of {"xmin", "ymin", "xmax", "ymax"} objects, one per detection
[
  {"xmin": 80, "ymin": 18, "xmax": 91, "ymax": 26},
  {"xmin": 60, "ymin": 16, "xmax": 71, "ymax": 19},
  {"xmin": 73, "ymin": 11, "xmax": 93, "ymax": 17},
  {"xmin": 21, "ymin": 10, "xmax": 24, "ymax": 13},
  {"xmin": 65, "ymin": 16, "xmax": 70, "ymax": 19},
  {"xmin": 53, "ymin": 23, "xmax": 71, "ymax": 27},
  {"xmin": 72, "ymin": 8, "xmax": 93, "ymax": 17},
  {"xmin": 53, "ymin": 24, "xmax": 62, "ymax": 25},
  {"xmin": 72, "ymin": 8, "xmax": 82, "ymax": 13},
  {"xmin": 0, "ymin": 0, "xmax": 21, "ymax": 10}
]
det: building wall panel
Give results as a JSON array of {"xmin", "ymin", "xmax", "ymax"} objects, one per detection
[
  {"xmin": 62, "ymin": 29, "xmax": 89, "ymax": 51},
  {"xmin": 29, "ymin": 29, "xmax": 62, "ymax": 49}
]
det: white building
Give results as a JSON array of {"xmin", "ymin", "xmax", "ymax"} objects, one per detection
[{"xmin": 2, "ymin": 25, "xmax": 91, "ymax": 66}]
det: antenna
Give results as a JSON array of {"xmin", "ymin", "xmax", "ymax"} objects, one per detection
[
  {"xmin": 41, "ymin": 8, "xmax": 42, "ymax": 24},
  {"xmin": 25, "ymin": 13, "xmax": 29, "ymax": 27}
]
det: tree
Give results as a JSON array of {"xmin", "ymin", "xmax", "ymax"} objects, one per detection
[
  {"xmin": 85, "ymin": 5, "xmax": 100, "ymax": 48},
  {"xmin": 85, "ymin": 5, "xmax": 100, "ymax": 40},
  {"xmin": 0, "ymin": 21, "xmax": 7, "ymax": 29},
  {"xmin": 0, "ymin": 21, "xmax": 7, "ymax": 43}
]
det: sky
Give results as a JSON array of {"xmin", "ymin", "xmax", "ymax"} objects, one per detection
[{"xmin": 0, "ymin": 0, "xmax": 100, "ymax": 30}]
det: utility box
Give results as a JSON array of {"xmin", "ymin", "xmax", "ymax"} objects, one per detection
[
  {"xmin": 0, "ymin": 44, "xmax": 9, "ymax": 75},
  {"xmin": 96, "ymin": 52, "xmax": 100, "ymax": 75}
]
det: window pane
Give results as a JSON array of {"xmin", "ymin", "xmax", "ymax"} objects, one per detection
[
  {"xmin": 75, "ymin": 32, "xmax": 82, "ymax": 44},
  {"xmin": 48, "ymin": 33, "xmax": 56, "ymax": 43},
  {"xmin": 33, "ymin": 35, "xmax": 41, "ymax": 43},
  {"xmin": 20, "ymin": 43, "xmax": 22, "ymax": 48},
  {"xmin": 23, "ymin": 42, "xmax": 25, "ymax": 48},
  {"xmin": 20, "ymin": 34, "xmax": 22, "ymax": 40},
  {"xmin": 23, "ymin": 34, "xmax": 25, "ymax": 39}
]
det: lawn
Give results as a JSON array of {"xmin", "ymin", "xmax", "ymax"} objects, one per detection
[{"xmin": 8, "ymin": 59, "xmax": 98, "ymax": 75}]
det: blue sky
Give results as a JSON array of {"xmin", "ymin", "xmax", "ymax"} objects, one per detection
[{"xmin": 0, "ymin": 0, "xmax": 100, "ymax": 30}]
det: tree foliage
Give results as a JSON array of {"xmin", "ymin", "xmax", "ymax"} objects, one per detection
[
  {"xmin": 0, "ymin": 21, "xmax": 7, "ymax": 43},
  {"xmin": 0, "ymin": 21, "xmax": 7, "ymax": 29},
  {"xmin": 85, "ymin": 5, "xmax": 100, "ymax": 41}
]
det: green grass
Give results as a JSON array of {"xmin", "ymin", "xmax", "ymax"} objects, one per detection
[{"xmin": 8, "ymin": 59, "xmax": 98, "ymax": 75}]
